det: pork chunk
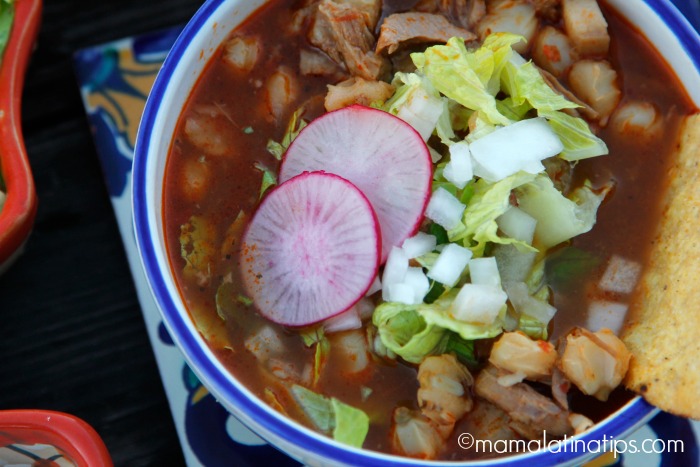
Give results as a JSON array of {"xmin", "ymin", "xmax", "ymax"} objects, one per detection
[
  {"xmin": 309, "ymin": 0, "xmax": 389, "ymax": 80},
  {"xmin": 376, "ymin": 12, "xmax": 476, "ymax": 55}
]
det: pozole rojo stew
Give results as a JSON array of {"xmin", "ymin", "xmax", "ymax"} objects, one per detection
[{"xmin": 163, "ymin": 0, "xmax": 696, "ymax": 460}]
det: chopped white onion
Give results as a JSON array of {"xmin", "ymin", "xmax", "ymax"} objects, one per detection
[
  {"xmin": 496, "ymin": 206, "xmax": 537, "ymax": 244},
  {"xmin": 505, "ymin": 282, "xmax": 557, "ymax": 325},
  {"xmin": 396, "ymin": 87, "xmax": 444, "ymax": 141},
  {"xmin": 470, "ymin": 117, "xmax": 564, "ymax": 182},
  {"xmin": 384, "ymin": 282, "xmax": 418, "ymax": 305},
  {"xmin": 587, "ymin": 301, "xmax": 628, "ymax": 335},
  {"xmin": 404, "ymin": 267, "xmax": 431, "ymax": 303},
  {"xmin": 450, "ymin": 283, "xmax": 507, "ymax": 324},
  {"xmin": 443, "ymin": 141, "xmax": 473, "ymax": 189},
  {"xmin": 425, "ymin": 187, "xmax": 466, "ymax": 231},
  {"xmin": 382, "ymin": 246, "xmax": 409, "ymax": 294},
  {"xmin": 427, "ymin": 243, "xmax": 473, "ymax": 287},
  {"xmin": 402, "ymin": 232, "xmax": 437, "ymax": 259},
  {"xmin": 324, "ymin": 306, "xmax": 362, "ymax": 333},
  {"xmin": 598, "ymin": 255, "xmax": 642, "ymax": 294},
  {"xmin": 493, "ymin": 244, "xmax": 536, "ymax": 285},
  {"xmin": 244, "ymin": 326, "xmax": 284, "ymax": 362},
  {"xmin": 468, "ymin": 257, "xmax": 502, "ymax": 287}
]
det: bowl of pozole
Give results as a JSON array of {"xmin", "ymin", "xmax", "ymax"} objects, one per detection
[{"xmin": 133, "ymin": 0, "xmax": 700, "ymax": 465}]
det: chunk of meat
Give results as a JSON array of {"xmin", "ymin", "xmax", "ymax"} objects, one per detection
[
  {"xmin": 222, "ymin": 36, "xmax": 260, "ymax": 73},
  {"xmin": 532, "ymin": 26, "xmax": 577, "ymax": 77},
  {"xmin": 343, "ymin": 0, "xmax": 381, "ymax": 29},
  {"xmin": 460, "ymin": 398, "xmax": 519, "ymax": 443},
  {"xmin": 391, "ymin": 407, "xmax": 445, "ymax": 459},
  {"xmin": 376, "ymin": 12, "xmax": 476, "ymax": 55},
  {"xmin": 417, "ymin": 354, "xmax": 474, "ymax": 432},
  {"xmin": 475, "ymin": 364, "xmax": 573, "ymax": 438},
  {"xmin": 299, "ymin": 48, "xmax": 347, "ymax": 80},
  {"xmin": 475, "ymin": 0, "xmax": 538, "ymax": 54},
  {"xmin": 568, "ymin": 59, "xmax": 621, "ymax": 125},
  {"xmin": 562, "ymin": 0, "xmax": 610, "ymax": 56},
  {"xmin": 308, "ymin": 0, "xmax": 389, "ymax": 80},
  {"xmin": 559, "ymin": 327, "xmax": 631, "ymax": 401},
  {"xmin": 539, "ymin": 67, "xmax": 600, "ymax": 121},
  {"xmin": 414, "ymin": 0, "xmax": 486, "ymax": 29},
  {"xmin": 324, "ymin": 77, "xmax": 394, "ymax": 111},
  {"xmin": 488, "ymin": 331, "xmax": 557, "ymax": 382},
  {"xmin": 531, "ymin": 0, "xmax": 561, "ymax": 22}
]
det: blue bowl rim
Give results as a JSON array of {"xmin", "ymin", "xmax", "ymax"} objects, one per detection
[{"xmin": 132, "ymin": 0, "xmax": 697, "ymax": 464}]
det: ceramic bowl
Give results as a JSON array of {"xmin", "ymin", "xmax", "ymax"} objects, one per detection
[
  {"xmin": 133, "ymin": 1, "xmax": 700, "ymax": 465},
  {"xmin": 0, "ymin": 0, "xmax": 41, "ymax": 274}
]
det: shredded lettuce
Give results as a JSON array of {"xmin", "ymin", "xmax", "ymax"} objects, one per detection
[
  {"xmin": 515, "ymin": 176, "xmax": 609, "ymax": 249},
  {"xmin": 254, "ymin": 162, "xmax": 277, "ymax": 199},
  {"xmin": 418, "ymin": 292, "xmax": 505, "ymax": 341},
  {"xmin": 266, "ymin": 107, "xmax": 308, "ymax": 159},
  {"xmin": 331, "ymin": 398, "xmax": 370, "ymax": 448},
  {"xmin": 373, "ymin": 302, "xmax": 448, "ymax": 363},
  {"xmin": 540, "ymin": 109, "xmax": 608, "ymax": 161},
  {"xmin": 290, "ymin": 385, "xmax": 369, "ymax": 448},
  {"xmin": 448, "ymin": 171, "xmax": 538, "ymax": 256},
  {"xmin": 501, "ymin": 58, "xmax": 579, "ymax": 112},
  {"xmin": 412, "ymin": 36, "xmax": 514, "ymax": 126},
  {"xmin": 180, "ymin": 216, "xmax": 216, "ymax": 285}
]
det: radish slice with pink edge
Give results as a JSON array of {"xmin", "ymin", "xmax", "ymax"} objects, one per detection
[
  {"xmin": 240, "ymin": 171, "xmax": 381, "ymax": 327},
  {"xmin": 279, "ymin": 105, "xmax": 432, "ymax": 262}
]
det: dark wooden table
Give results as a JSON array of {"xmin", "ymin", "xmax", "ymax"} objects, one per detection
[{"xmin": 0, "ymin": 1, "xmax": 204, "ymax": 465}]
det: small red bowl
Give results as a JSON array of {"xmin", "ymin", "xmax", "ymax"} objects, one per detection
[
  {"xmin": 0, "ymin": 410, "xmax": 113, "ymax": 466},
  {"xmin": 0, "ymin": 0, "xmax": 41, "ymax": 272}
]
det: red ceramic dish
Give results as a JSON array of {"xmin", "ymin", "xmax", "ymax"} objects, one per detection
[
  {"xmin": 0, "ymin": 410, "xmax": 113, "ymax": 466},
  {"xmin": 0, "ymin": 0, "xmax": 41, "ymax": 272}
]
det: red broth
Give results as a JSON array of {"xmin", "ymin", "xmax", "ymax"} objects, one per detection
[{"xmin": 163, "ymin": 0, "xmax": 696, "ymax": 460}]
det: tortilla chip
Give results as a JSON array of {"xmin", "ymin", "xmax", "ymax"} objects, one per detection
[{"xmin": 622, "ymin": 113, "xmax": 700, "ymax": 419}]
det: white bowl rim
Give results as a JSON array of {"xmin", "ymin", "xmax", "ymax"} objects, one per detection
[{"xmin": 132, "ymin": 0, "xmax": 698, "ymax": 464}]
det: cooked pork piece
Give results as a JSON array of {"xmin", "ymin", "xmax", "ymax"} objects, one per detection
[
  {"xmin": 324, "ymin": 77, "xmax": 394, "ymax": 111},
  {"xmin": 308, "ymin": 0, "xmax": 389, "ymax": 80},
  {"xmin": 475, "ymin": 365, "xmax": 573, "ymax": 438},
  {"xmin": 376, "ymin": 12, "xmax": 476, "ymax": 55},
  {"xmin": 414, "ymin": 0, "xmax": 486, "ymax": 29}
]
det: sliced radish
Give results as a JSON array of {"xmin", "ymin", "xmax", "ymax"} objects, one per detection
[
  {"xmin": 279, "ymin": 105, "xmax": 432, "ymax": 262},
  {"xmin": 241, "ymin": 171, "xmax": 381, "ymax": 327}
]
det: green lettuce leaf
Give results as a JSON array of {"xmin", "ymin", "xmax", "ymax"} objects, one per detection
[
  {"xmin": 540, "ymin": 109, "xmax": 608, "ymax": 161},
  {"xmin": 266, "ymin": 107, "xmax": 308, "ymax": 159},
  {"xmin": 448, "ymin": 171, "xmax": 539, "ymax": 256},
  {"xmin": 515, "ymin": 175, "xmax": 610, "ymax": 248},
  {"xmin": 418, "ymin": 292, "xmax": 505, "ymax": 341},
  {"xmin": 180, "ymin": 216, "xmax": 216, "ymax": 284},
  {"xmin": 372, "ymin": 302, "xmax": 447, "ymax": 364},
  {"xmin": 290, "ymin": 385, "xmax": 369, "ymax": 448},
  {"xmin": 331, "ymin": 398, "xmax": 370, "ymax": 448},
  {"xmin": 501, "ymin": 58, "xmax": 579, "ymax": 112},
  {"xmin": 412, "ymin": 36, "xmax": 513, "ymax": 126},
  {"xmin": 253, "ymin": 162, "xmax": 277, "ymax": 199}
]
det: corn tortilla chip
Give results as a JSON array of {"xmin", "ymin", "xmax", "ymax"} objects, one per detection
[{"xmin": 622, "ymin": 113, "xmax": 700, "ymax": 419}]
